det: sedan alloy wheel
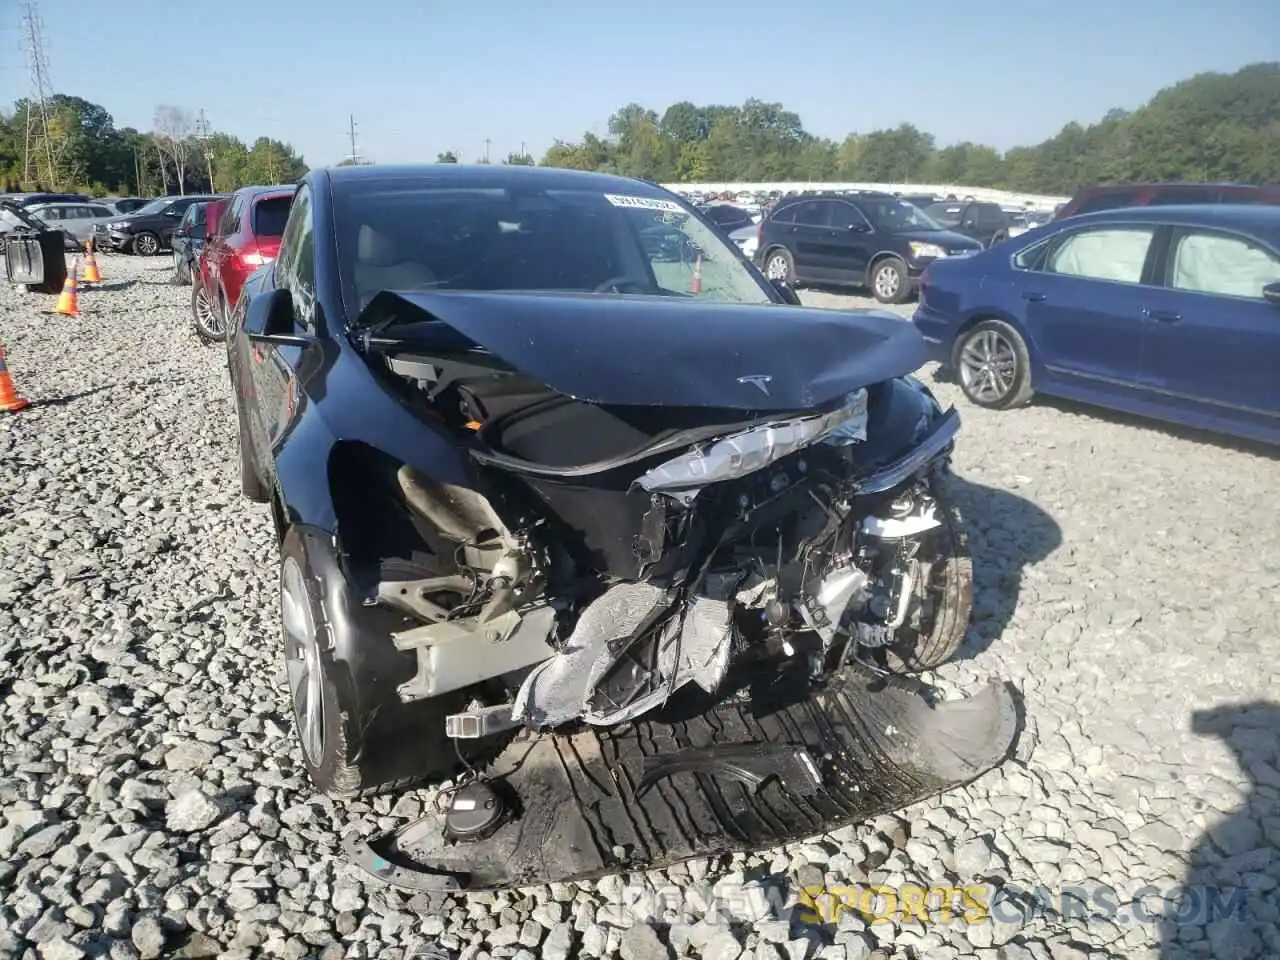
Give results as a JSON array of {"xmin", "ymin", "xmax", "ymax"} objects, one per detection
[{"xmin": 958, "ymin": 329, "xmax": 1017, "ymax": 403}]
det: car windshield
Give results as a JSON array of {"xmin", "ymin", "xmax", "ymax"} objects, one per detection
[
  {"xmin": 860, "ymin": 198, "xmax": 944, "ymax": 233},
  {"xmin": 131, "ymin": 198, "xmax": 173, "ymax": 217},
  {"xmin": 332, "ymin": 182, "xmax": 775, "ymax": 316}
]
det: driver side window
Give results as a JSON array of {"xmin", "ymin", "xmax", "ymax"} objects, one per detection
[{"xmin": 276, "ymin": 187, "xmax": 316, "ymax": 328}]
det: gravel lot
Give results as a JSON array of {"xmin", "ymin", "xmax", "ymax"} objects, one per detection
[{"xmin": 2, "ymin": 256, "xmax": 1278, "ymax": 960}]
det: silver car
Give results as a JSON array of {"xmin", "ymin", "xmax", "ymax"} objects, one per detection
[{"xmin": 26, "ymin": 201, "xmax": 118, "ymax": 249}]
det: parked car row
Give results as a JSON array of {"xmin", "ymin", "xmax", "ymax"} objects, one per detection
[{"xmin": 173, "ymin": 186, "xmax": 298, "ymax": 344}]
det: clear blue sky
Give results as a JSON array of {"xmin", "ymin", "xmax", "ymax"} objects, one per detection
[{"xmin": 2, "ymin": 0, "xmax": 1277, "ymax": 169}]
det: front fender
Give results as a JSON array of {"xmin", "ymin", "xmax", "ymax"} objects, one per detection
[{"xmin": 853, "ymin": 376, "xmax": 948, "ymax": 473}]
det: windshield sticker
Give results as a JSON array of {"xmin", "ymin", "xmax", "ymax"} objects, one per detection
[{"xmin": 604, "ymin": 193, "xmax": 687, "ymax": 214}]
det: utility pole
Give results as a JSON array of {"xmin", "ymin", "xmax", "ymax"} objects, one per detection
[
  {"xmin": 347, "ymin": 115, "xmax": 361, "ymax": 165},
  {"xmin": 19, "ymin": 0, "xmax": 57, "ymax": 189},
  {"xmin": 484, "ymin": 138, "xmax": 491, "ymax": 164},
  {"xmin": 194, "ymin": 108, "xmax": 215, "ymax": 191}
]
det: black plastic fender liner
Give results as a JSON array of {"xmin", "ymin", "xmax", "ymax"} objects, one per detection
[{"xmin": 344, "ymin": 663, "xmax": 1021, "ymax": 892}]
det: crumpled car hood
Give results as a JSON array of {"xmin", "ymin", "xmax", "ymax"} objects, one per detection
[{"xmin": 355, "ymin": 289, "xmax": 927, "ymax": 411}]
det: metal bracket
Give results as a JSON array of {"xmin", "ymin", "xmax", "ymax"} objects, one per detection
[{"xmin": 445, "ymin": 703, "xmax": 521, "ymax": 740}]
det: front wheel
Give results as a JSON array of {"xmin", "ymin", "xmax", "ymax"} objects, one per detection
[
  {"xmin": 278, "ymin": 527, "xmax": 473, "ymax": 799},
  {"xmin": 877, "ymin": 473, "xmax": 972, "ymax": 673},
  {"xmin": 869, "ymin": 257, "xmax": 910, "ymax": 304},
  {"xmin": 132, "ymin": 231, "xmax": 160, "ymax": 256}
]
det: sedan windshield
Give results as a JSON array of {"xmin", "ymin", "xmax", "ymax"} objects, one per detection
[
  {"xmin": 331, "ymin": 182, "xmax": 775, "ymax": 315},
  {"xmin": 130, "ymin": 198, "xmax": 173, "ymax": 217}
]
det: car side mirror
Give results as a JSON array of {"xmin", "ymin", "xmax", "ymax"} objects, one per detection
[
  {"xmin": 245, "ymin": 287, "xmax": 310, "ymax": 346},
  {"xmin": 770, "ymin": 278, "xmax": 802, "ymax": 305},
  {"xmin": 1264, "ymin": 281, "xmax": 1280, "ymax": 306}
]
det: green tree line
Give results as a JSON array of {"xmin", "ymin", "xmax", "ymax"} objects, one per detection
[
  {"xmin": 0, "ymin": 98, "xmax": 307, "ymax": 196},
  {"xmin": 3, "ymin": 62, "xmax": 1277, "ymax": 198},
  {"xmin": 542, "ymin": 62, "xmax": 1280, "ymax": 194}
]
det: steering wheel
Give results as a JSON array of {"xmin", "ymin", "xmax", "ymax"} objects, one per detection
[{"xmin": 593, "ymin": 276, "xmax": 648, "ymax": 294}]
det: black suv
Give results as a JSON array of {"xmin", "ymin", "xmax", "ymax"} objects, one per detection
[
  {"xmin": 755, "ymin": 192, "xmax": 983, "ymax": 304},
  {"xmin": 921, "ymin": 200, "xmax": 1011, "ymax": 248}
]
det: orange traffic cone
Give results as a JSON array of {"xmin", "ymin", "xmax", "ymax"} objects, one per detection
[
  {"xmin": 0, "ymin": 345, "xmax": 30, "ymax": 413},
  {"xmin": 53, "ymin": 263, "xmax": 80, "ymax": 317},
  {"xmin": 691, "ymin": 254, "xmax": 702, "ymax": 294},
  {"xmin": 82, "ymin": 240, "xmax": 102, "ymax": 285}
]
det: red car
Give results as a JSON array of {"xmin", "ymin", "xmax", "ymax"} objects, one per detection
[
  {"xmin": 1054, "ymin": 182, "xmax": 1280, "ymax": 220},
  {"xmin": 192, "ymin": 185, "xmax": 296, "ymax": 343}
]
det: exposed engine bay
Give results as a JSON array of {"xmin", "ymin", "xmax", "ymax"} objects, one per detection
[{"xmin": 363, "ymin": 337, "xmax": 965, "ymax": 740}]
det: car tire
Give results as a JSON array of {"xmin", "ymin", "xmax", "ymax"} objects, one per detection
[
  {"xmin": 132, "ymin": 231, "xmax": 160, "ymax": 256},
  {"xmin": 172, "ymin": 253, "xmax": 191, "ymax": 286},
  {"xmin": 879, "ymin": 471, "xmax": 972, "ymax": 673},
  {"xmin": 953, "ymin": 319, "xmax": 1034, "ymax": 409},
  {"xmin": 869, "ymin": 257, "xmax": 910, "ymax": 304},
  {"xmin": 277, "ymin": 527, "xmax": 467, "ymax": 800},
  {"xmin": 192, "ymin": 279, "xmax": 224, "ymax": 344},
  {"xmin": 762, "ymin": 247, "xmax": 795, "ymax": 285}
]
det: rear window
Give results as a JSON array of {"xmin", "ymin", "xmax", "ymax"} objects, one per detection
[{"xmin": 253, "ymin": 196, "xmax": 294, "ymax": 236}]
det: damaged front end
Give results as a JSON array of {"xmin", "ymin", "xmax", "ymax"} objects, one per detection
[{"xmin": 338, "ymin": 291, "xmax": 1015, "ymax": 890}]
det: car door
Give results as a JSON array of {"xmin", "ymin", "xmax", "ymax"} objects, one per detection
[
  {"xmin": 821, "ymin": 200, "xmax": 874, "ymax": 281},
  {"xmin": 159, "ymin": 198, "xmax": 195, "ymax": 244},
  {"xmin": 205, "ymin": 197, "xmax": 242, "ymax": 307},
  {"xmin": 1138, "ymin": 226, "xmax": 1280, "ymax": 424},
  {"xmin": 972, "ymin": 204, "xmax": 1008, "ymax": 246},
  {"xmin": 1017, "ymin": 223, "xmax": 1159, "ymax": 387},
  {"xmin": 782, "ymin": 201, "xmax": 831, "ymax": 279},
  {"xmin": 243, "ymin": 186, "xmax": 314, "ymax": 464}
]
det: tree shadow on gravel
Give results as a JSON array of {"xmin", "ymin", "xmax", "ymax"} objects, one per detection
[
  {"xmin": 945, "ymin": 475, "xmax": 1062, "ymax": 663},
  {"xmin": 1162, "ymin": 702, "xmax": 1280, "ymax": 960},
  {"xmin": 1030, "ymin": 396, "xmax": 1280, "ymax": 462}
]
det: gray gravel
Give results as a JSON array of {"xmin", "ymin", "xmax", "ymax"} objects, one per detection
[{"xmin": 2, "ymin": 257, "xmax": 1278, "ymax": 960}]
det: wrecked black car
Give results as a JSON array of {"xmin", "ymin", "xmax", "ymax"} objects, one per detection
[{"xmin": 227, "ymin": 164, "xmax": 1017, "ymax": 890}]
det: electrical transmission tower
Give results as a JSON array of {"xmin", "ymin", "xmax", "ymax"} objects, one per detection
[
  {"xmin": 346, "ymin": 114, "xmax": 361, "ymax": 165},
  {"xmin": 19, "ymin": 0, "xmax": 58, "ymax": 188}
]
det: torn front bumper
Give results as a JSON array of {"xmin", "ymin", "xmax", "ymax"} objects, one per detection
[{"xmin": 345, "ymin": 663, "xmax": 1020, "ymax": 892}]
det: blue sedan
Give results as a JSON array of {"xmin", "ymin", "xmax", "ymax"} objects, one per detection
[{"xmin": 911, "ymin": 205, "xmax": 1280, "ymax": 445}]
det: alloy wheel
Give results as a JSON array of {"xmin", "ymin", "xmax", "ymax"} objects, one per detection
[
  {"xmin": 874, "ymin": 264, "xmax": 901, "ymax": 300},
  {"xmin": 959, "ymin": 329, "xmax": 1018, "ymax": 403},
  {"xmin": 765, "ymin": 253, "xmax": 789, "ymax": 281},
  {"xmin": 195, "ymin": 286, "xmax": 222, "ymax": 338},
  {"xmin": 134, "ymin": 233, "xmax": 159, "ymax": 256},
  {"xmin": 281, "ymin": 556, "xmax": 325, "ymax": 766}
]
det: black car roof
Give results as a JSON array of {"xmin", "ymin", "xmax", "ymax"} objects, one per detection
[{"xmin": 324, "ymin": 163, "xmax": 675, "ymax": 198}]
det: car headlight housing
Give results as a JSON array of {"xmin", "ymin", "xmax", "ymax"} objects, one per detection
[
  {"xmin": 637, "ymin": 389, "xmax": 869, "ymax": 502},
  {"xmin": 908, "ymin": 242, "xmax": 947, "ymax": 260},
  {"xmin": 108, "ymin": 221, "xmax": 130, "ymax": 232}
]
